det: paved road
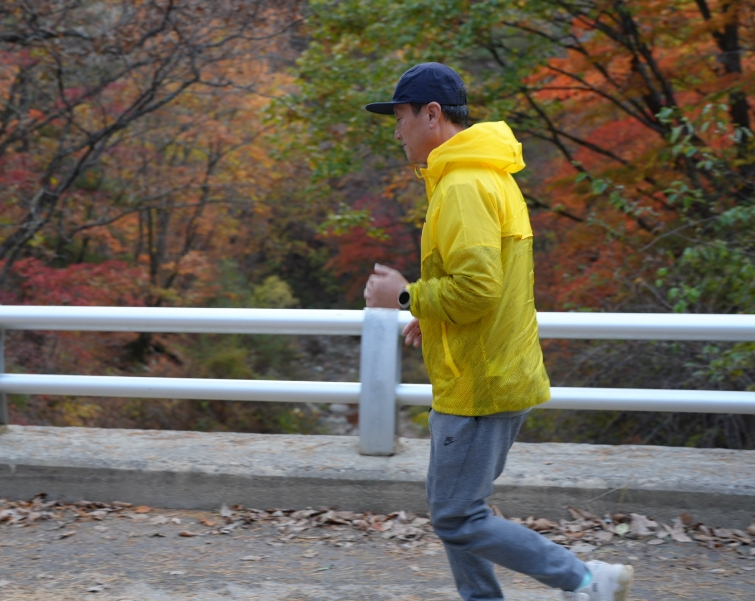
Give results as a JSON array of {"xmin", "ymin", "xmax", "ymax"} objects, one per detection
[{"xmin": 1, "ymin": 505, "xmax": 753, "ymax": 601}]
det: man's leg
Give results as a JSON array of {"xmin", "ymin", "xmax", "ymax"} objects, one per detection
[
  {"xmin": 426, "ymin": 410, "xmax": 586, "ymax": 601},
  {"xmin": 443, "ymin": 549, "xmax": 505, "ymax": 601}
]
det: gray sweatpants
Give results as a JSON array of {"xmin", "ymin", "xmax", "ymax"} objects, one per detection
[{"xmin": 426, "ymin": 410, "xmax": 586, "ymax": 601}]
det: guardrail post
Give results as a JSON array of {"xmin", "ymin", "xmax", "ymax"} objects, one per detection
[
  {"xmin": 0, "ymin": 329, "xmax": 7, "ymax": 429},
  {"xmin": 359, "ymin": 308, "xmax": 401, "ymax": 455}
]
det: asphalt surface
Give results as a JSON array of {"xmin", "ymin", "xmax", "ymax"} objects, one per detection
[{"xmin": 1, "ymin": 503, "xmax": 754, "ymax": 601}]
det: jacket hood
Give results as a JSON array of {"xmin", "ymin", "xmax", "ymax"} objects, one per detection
[{"xmin": 420, "ymin": 122, "xmax": 525, "ymax": 193}]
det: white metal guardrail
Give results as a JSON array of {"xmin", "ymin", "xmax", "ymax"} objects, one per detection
[{"xmin": 1, "ymin": 307, "xmax": 754, "ymax": 455}]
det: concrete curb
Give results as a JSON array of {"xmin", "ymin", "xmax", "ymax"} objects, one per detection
[{"xmin": 1, "ymin": 425, "xmax": 753, "ymax": 528}]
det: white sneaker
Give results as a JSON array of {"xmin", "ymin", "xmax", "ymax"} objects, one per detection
[{"xmin": 562, "ymin": 560, "xmax": 634, "ymax": 601}]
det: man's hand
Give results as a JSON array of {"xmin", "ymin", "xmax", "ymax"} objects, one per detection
[
  {"xmin": 364, "ymin": 263, "xmax": 408, "ymax": 308},
  {"xmin": 402, "ymin": 317, "xmax": 422, "ymax": 348}
]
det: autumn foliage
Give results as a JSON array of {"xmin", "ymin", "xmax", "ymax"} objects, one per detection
[
  {"xmin": 1, "ymin": 1, "xmax": 753, "ymax": 447},
  {"xmin": 284, "ymin": 0, "xmax": 755, "ymax": 447}
]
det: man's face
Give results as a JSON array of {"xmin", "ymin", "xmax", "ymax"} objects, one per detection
[{"xmin": 393, "ymin": 103, "xmax": 433, "ymax": 164}]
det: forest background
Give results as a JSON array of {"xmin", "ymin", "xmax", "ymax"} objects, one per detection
[{"xmin": 1, "ymin": 0, "xmax": 753, "ymax": 449}]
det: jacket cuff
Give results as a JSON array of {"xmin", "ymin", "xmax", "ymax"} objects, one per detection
[{"xmin": 405, "ymin": 282, "xmax": 420, "ymax": 317}]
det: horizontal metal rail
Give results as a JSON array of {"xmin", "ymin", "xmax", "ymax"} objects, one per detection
[
  {"xmin": 397, "ymin": 384, "xmax": 755, "ymax": 414},
  {"xmin": 1, "ymin": 306, "xmax": 755, "ymax": 340},
  {"xmin": 536, "ymin": 312, "xmax": 755, "ymax": 341},
  {"xmin": 0, "ymin": 306, "xmax": 366, "ymax": 336},
  {"xmin": 2, "ymin": 306, "xmax": 755, "ymax": 454},
  {"xmin": 0, "ymin": 374, "xmax": 361, "ymax": 404},
  {"xmin": 2, "ymin": 374, "xmax": 754, "ymax": 415}
]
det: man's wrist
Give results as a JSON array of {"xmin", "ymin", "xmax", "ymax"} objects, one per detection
[{"xmin": 398, "ymin": 287, "xmax": 411, "ymax": 310}]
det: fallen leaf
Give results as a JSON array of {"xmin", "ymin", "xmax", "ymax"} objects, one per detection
[
  {"xmin": 670, "ymin": 531, "xmax": 692, "ymax": 542},
  {"xmin": 629, "ymin": 514, "xmax": 658, "ymax": 537},
  {"xmin": 126, "ymin": 514, "xmax": 148, "ymax": 522},
  {"xmin": 240, "ymin": 555, "xmax": 265, "ymax": 561},
  {"xmin": 531, "ymin": 518, "xmax": 557, "ymax": 532},
  {"xmin": 669, "ymin": 522, "xmax": 692, "ymax": 543},
  {"xmin": 178, "ymin": 531, "xmax": 198, "ymax": 537},
  {"xmin": 319, "ymin": 510, "xmax": 350, "ymax": 525},
  {"xmin": 302, "ymin": 550, "xmax": 318, "ymax": 558},
  {"xmin": 134, "ymin": 506, "xmax": 153, "ymax": 514},
  {"xmin": 220, "ymin": 521, "xmax": 242, "ymax": 534},
  {"xmin": 58, "ymin": 530, "xmax": 76, "ymax": 539},
  {"xmin": 569, "ymin": 542, "xmax": 597, "ymax": 554},
  {"xmin": 731, "ymin": 528, "xmax": 751, "ymax": 541},
  {"xmin": 291, "ymin": 509, "xmax": 322, "ymax": 519},
  {"xmin": 168, "ymin": 571, "xmax": 186, "ymax": 576},
  {"xmin": 569, "ymin": 507, "xmax": 598, "ymax": 520},
  {"xmin": 149, "ymin": 516, "xmax": 169, "ymax": 525},
  {"xmin": 593, "ymin": 531, "xmax": 614, "ymax": 543}
]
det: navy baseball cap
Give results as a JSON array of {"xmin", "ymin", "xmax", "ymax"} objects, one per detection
[{"xmin": 365, "ymin": 62, "xmax": 467, "ymax": 115}]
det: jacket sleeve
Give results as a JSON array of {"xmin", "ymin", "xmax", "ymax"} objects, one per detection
[{"xmin": 408, "ymin": 181, "xmax": 503, "ymax": 325}]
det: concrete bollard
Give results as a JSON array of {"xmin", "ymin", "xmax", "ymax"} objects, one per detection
[
  {"xmin": 0, "ymin": 329, "xmax": 7, "ymax": 429},
  {"xmin": 358, "ymin": 309, "xmax": 401, "ymax": 455}
]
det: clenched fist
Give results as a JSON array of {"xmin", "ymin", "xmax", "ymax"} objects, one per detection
[{"xmin": 364, "ymin": 263, "xmax": 408, "ymax": 309}]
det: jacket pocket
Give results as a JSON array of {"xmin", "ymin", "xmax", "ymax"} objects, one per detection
[{"xmin": 441, "ymin": 322, "xmax": 461, "ymax": 378}]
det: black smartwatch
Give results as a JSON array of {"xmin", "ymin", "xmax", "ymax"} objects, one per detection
[{"xmin": 398, "ymin": 288, "xmax": 411, "ymax": 310}]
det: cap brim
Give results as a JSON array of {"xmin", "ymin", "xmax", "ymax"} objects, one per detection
[{"xmin": 365, "ymin": 101, "xmax": 400, "ymax": 115}]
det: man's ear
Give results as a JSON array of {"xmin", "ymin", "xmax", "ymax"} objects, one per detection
[{"xmin": 426, "ymin": 102, "xmax": 442, "ymax": 126}]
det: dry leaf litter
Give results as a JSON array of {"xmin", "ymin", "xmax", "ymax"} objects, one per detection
[{"xmin": 1, "ymin": 494, "xmax": 754, "ymax": 558}]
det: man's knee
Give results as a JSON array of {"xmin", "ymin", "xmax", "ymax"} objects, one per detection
[
  {"xmin": 430, "ymin": 507, "xmax": 459, "ymax": 533},
  {"xmin": 429, "ymin": 499, "xmax": 487, "ymax": 541}
]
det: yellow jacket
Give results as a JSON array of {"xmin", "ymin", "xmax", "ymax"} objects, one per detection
[{"xmin": 406, "ymin": 122, "xmax": 551, "ymax": 415}]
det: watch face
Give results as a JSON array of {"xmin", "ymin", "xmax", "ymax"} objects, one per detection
[{"xmin": 399, "ymin": 289, "xmax": 410, "ymax": 308}]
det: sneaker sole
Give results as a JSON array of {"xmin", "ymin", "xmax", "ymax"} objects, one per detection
[{"xmin": 613, "ymin": 565, "xmax": 634, "ymax": 601}]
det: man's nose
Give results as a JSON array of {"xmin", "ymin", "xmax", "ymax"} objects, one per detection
[{"xmin": 394, "ymin": 127, "xmax": 401, "ymax": 140}]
